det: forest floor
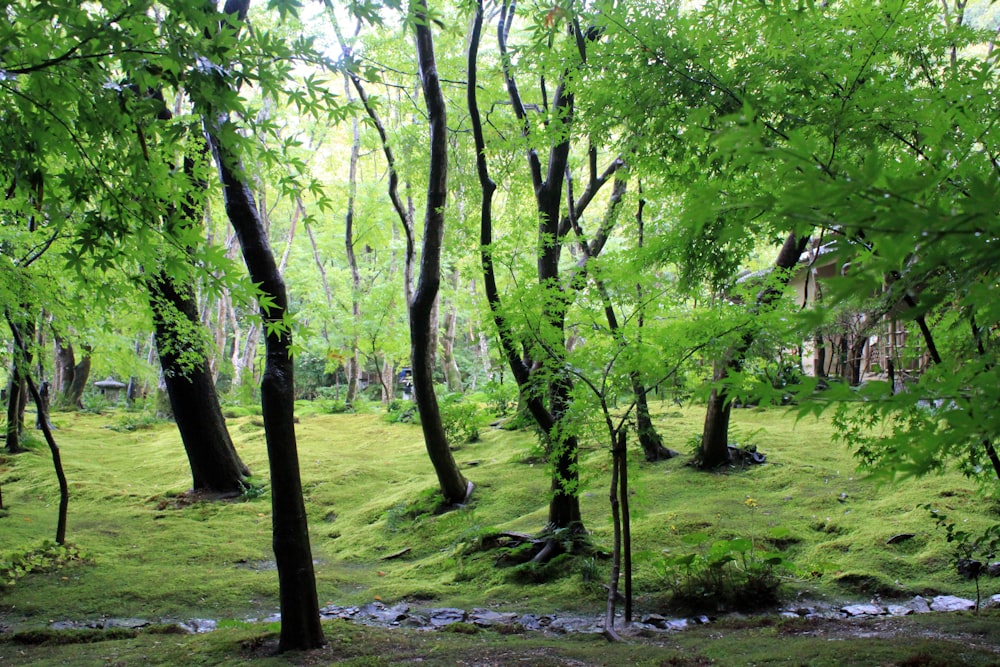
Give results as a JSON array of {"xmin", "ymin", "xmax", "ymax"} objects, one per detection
[{"xmin": 1, "ymin": 402, "xmax": 999, "ymax": 665}]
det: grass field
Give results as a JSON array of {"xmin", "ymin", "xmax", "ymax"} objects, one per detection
[{"xmin": 1, "ymin": 401, "xmax": 998, "ymax": 665}]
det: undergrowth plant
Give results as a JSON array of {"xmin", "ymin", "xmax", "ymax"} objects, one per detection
[
  {"xmin": 659, "ymin": 498, "xmax": 796, "ymax": 611},
  {"xmin": 438, "ymin": 393, "xmax": 481, "ymax": 444},
  {"xmin": 922, "ymin": 505, "xmax": 1000, "ymax": 611},
  {"xmin": 1, "ymin": 541, "xmax": 86, "ymax": 587}
]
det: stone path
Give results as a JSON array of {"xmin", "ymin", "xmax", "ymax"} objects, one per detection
[{"xmin": 26, "ymin": 593, "xmax": 1000, "ymax": 637}]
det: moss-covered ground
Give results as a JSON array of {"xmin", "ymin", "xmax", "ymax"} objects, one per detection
[{"xmin": 1, "ymin": 402, "xmax": 999, "ymax": 665}]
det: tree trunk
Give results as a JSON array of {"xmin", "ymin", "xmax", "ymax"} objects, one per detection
[
  {"xmin": 8, "ymin": 315, "xmax": 69, "ymax": 544},
  {"xmin": 697, "ymin": 232, "xmax": 809, "ymax": 469},
  {"xmin": 202, "ymin": 4, "xmax": 323, "ymax": 640},
  {"xmin": 411, "ymin": 0, "xmax": 472, "ymax": 505},
  {"xmin": 813, "ymin": 333, "xmax": 827, "ymax": 377},
  {"xmin": 635, "ymin": 383, "xmax": 674, "ymax": 461},
  {"xmin": 148, "ymin": 272, "xmax": 250, "ymax": 493},
  {"xmin": 53, "ymin": 333, "xmax": 75, "ymax": 399},
  {"xmin": 440, "ymin": 269, "xmax": 463, "ymax": 393},
  {"xmin": 64, "ymin": 345, "xmax": 91, "ymax": 410},
  {"xmin": 5, "ymin": 365, "xmax": 26, "ymax": 453},
  {"xmin": 699, "ymin": 374, "xmax": 735, "ymax": 469},
  {"xmin": 344, "ymin": 95, "xmax": 362, "ymax": 406},
  {"xmin": 207, "ymin": 134, "xmax": 323, "ymax": 650},
  {"xmin": 632, "ymin": 191, "xmax": 670, "ymax": 461},
  {"xmin": 847, "ymin": 331, "xmax": 867, "ymax": 386}
]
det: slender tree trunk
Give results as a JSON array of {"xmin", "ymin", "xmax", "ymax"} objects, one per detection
[
  {"xmin": 440, "ymin": 268, "xmax": 463, "ymax": 393},
  {"xmin": 5, "ymin": 365, "xmax": 26, "ymax": 453},
  {"xmin": 632, "ymin": 192, "xmax": 670, "ymax": 460},
  {"xmin": 411, "ymin": 0, "xmax": 471, "ymax": 504},
  {"xmin": 604, "ymin": 429, "xmax": 624, "ymax": 642},
  {"xmin": 8, "ymin": 315, "xmax": 68, "ymax": 544},
  {"xmin": 344, "ymin": 94, "xmax": 362, "ymax": 405},
  {"xmin": 847, "ymin": 330, "xmax": 868, "ymax": 386},
  {"xmin": 200, "ymin": 0, "xmax": 323, "ymax": 651},
  {"xmin": 53, "ymin": 333, "xmax": 74, "ymax": 399},
  {"xmin": 814, "ymin": 333, "xmax": 827, "ymax": 377},
  {"xmin": 206, "ymin": 129, "xmax": 323, "ymax": 650}
]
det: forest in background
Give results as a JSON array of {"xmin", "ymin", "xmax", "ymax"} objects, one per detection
[{"xmin": 2, "ymin": 0, "xmax": 1000, "ymax": 652}]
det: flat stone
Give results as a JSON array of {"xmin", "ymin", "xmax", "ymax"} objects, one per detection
[
  {"xmin": 400, "ymin": 612, "xmax": 429, "ymax": 628},
  {"xmin": 841, "ymin": 604, "xmax": 884, "ymax": 617},
  {"xmin": 179, "ymin": 618, "xmax": 217, "ymax": 634},
  {"xmin": 517, "ymin": 614, "xmax": 546, "ymax": 630},
  {"xmin": 985, "ymin": 594, "xmax": 1000, "ymax": 609},
  {"xmin": 320, "ymin": 604, "xmax": 360, "ymax": 619},
  {"xmin": 693, "ymin": 615, "xmax": 711, "ymax": 625},
  {"xmin": 908, "ymin": 596, "xmax": 932, "ymax": 613},
  {"xmin": 987, "ymin": 562, "xmax": 1000, "ymax": 577},
  {"xmin": 470, "ymin": 609, "xmax": 517, "ymax": 627},
  {"xmin": 886, "ymin": 605, "xmax": 912, "ymax": 617},
  {"xmin": 50, "ymin": 621, "xmax": 80, "ymax": 631},
  {"xmin": 429, "ymin": 607, "xmax": 466, "ymax": 627},
  {"xmin": 547, "ymin": 617, "xmax": 598, "ymax": 634},
  {"xmin": 103, "ymin": 618, "xmax": 150, "ymax": 630},
  {"xmin": 640, "ymin": 613, "xmax": 668, "ymax": 629},
  {"xmin": 930, "ymin": 595, "xmax": 975, "ymax": 612},
  {"xmin": 665, "ymin": 618, "xmax": 689, "ymax": 631},
  {"xmin": 361, "ymin": 602, "xmax": 409, "ymax": 625},
  {"xmin": 780, "ymin": 612, "xmax": 800, "ymax": 619}
]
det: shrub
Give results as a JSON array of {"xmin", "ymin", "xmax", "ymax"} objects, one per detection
[
  {"xmin": 439, "ymin": 393, "xmax": 481, "ymax": 444},
  {"xmin": 659, "ymin": 500, "xmax": 796, "ymax": 612},
  {"xmin": 482, "ymin": 379, "xmax": 518, "ymax": 418}
]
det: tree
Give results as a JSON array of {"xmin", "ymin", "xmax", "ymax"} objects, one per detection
[
  {"xmin": 141, "ymin": 94, "xmax": 250, "ymax": 495},
  {"xmin": 409, "ymin": 0, "xmax": 473, "ymax": 504},
  {"xmin": 336, "ymin": 2, "xmax": 471, "ymax": 506},
  {"xmin": 194, "ymin": 0, "xmax": 324, "ymax": 651},
  {"xmin": 469, "ymin": 0, "xmax": 626, "ymax": 541}
]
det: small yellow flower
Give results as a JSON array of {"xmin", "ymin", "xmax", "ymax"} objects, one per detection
[{"xmin": 744, "ymin": 497, "xmax": 758, "ymax": 509}]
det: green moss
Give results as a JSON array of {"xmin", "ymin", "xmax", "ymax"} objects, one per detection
[{"xmin": 1, "ymin": 405, "xmax": 999, "ymax": 664}]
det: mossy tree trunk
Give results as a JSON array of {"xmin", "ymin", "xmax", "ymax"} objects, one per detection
[{"xmin": 148, "ymin": 272, "xmax": 250, "ymax": 493}]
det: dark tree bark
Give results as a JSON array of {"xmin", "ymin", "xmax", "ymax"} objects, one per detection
[
  {"xmin": 698, "ymin": 232, "xmax": 810, "ymax": 469},
  {"xmin": 148, "ymin": 273, "xmax": 250, "ymax": 493},
  {"xmin": 699, "ymin": 364, "xmax": 737, "ymax": 469},
  {"xmin": 633, "ymin": 193, "xmax": 671, "ymax": 461},
  {"xmin": 813, "ymin": 332, "xmax": 828, "ymax": 377},
  {"xmin": 5, "ymin": 364, "xmax": 27, "ymax": 453},
  {"xmin": 6, "ymin": 316, "xmax": 33, "ymax": 452},
  {"xmin": 8, "ymin": 314, "xmax": 68, "ymax": 544},
  {"xmin": 336, "ymin": 3, "xmax": 470, "ymax": 505},
  {"xmin": 140, "ymin": 89, "xmax": 250, "ymax": 495},
  {"xmin": 410, "ymin": 0, "xmax": 472, "ymax": 504},
  {"xmin": 470, "ymin": 0, "xmax": 621, "ymax": 535},
  {"xmin": 497, "ymin": 0, "xmax": 582, "ymax": 532},
  {"xmin": 200, "ymin": 0, "xmax": 324, "ymax": 651}
]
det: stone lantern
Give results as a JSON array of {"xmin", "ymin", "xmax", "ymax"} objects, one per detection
[{"xmin": 94, "ymin": 377, "xmax": 126, "ymax": 402}]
